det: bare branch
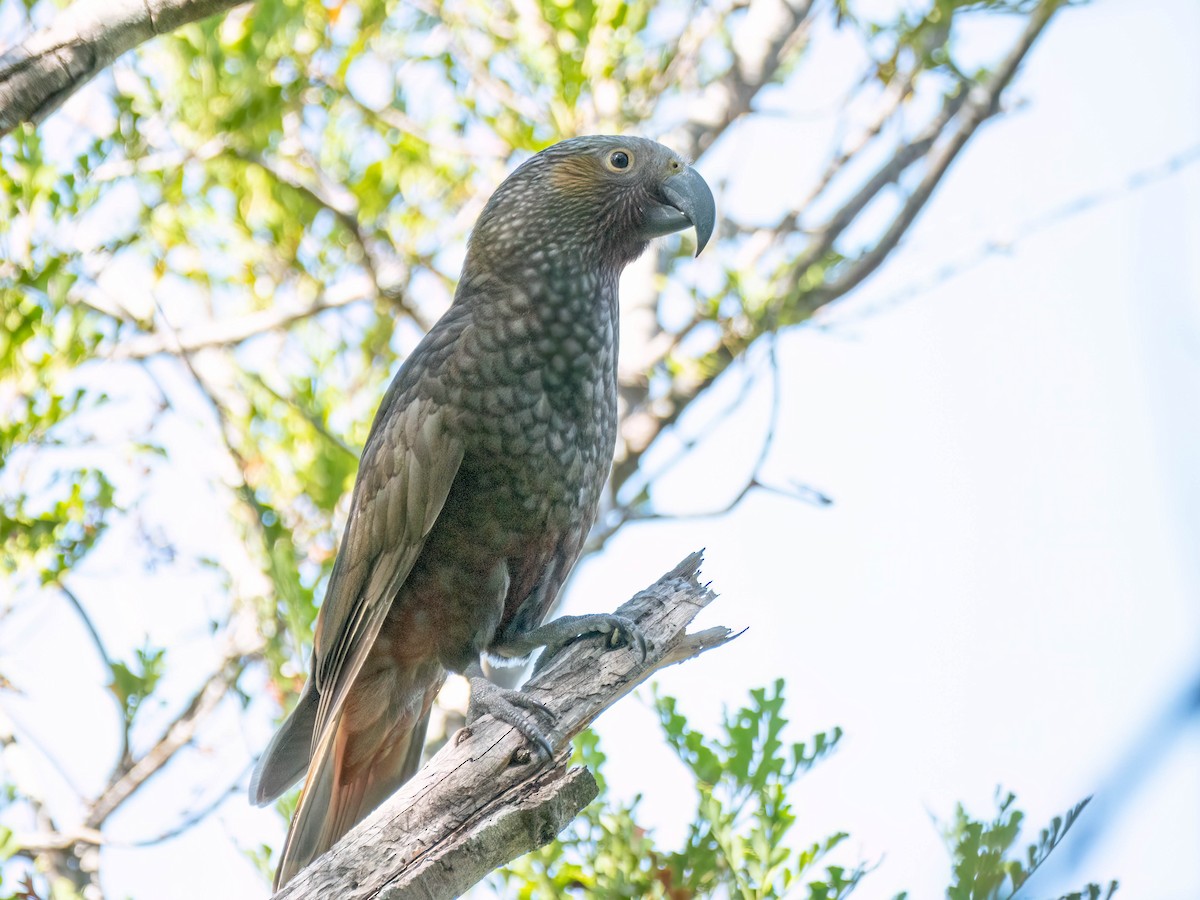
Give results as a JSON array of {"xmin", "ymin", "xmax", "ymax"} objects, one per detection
[
  {"xmin": 0, "ymin": 0, "xmax": 251, "ymax": 138},
  {"xmin": 16, "ymin": 764, "xmax": 249, "ymax": 851},
  {"xmin": 123, "ymin": 763, "xmax": 250, "ymax": 847},
  {"xmin": 58, "ymin": 375, "xmax": 261, "ymax": 834},
  {"xmin": 795, "ymin": 65, "xmax": 919, "ymax": 220},
  {"xmin": 275, "ymin": 552, "xmax": 736, "ymax": 900},
  {"xmin": 642, "ymin": 0, "xmax": 749, "ymax": 108},
  {"xmin": 0, "ymin": 705, "xmax": 88, "ymax": 801},
  {"xmin": 106, "ymin": 274, "xmax": 376, "ymax": 360},
  {"xmin": 611, "ymin": 337, "xmax": 829, "ymax": 538},
  {"xmin": 667, "ymin": 0, "xmax": 816, "ymax": 160},
  {"xmin": 100, "ymin": 134, "xmax": 433, "ymax": 363},
  {"xmin": 612, "ymin": 0, "xmax": 1067, "ymax": 506},
  {"xmin": 0, "ymin": 721, "xmax": 100, "ymax": 894},
  {"xmin": 84, "ymin": 657, "xmax": 244, "ymax": 828},
  {"xmin": 801, "ymin": 0, "xmax": 1066, "ymax": 307},
  {"xmin": 10, "ymin": 827, "xmax": 105, "ymax": 854},
  {"xmin": 787, "ymin": 87, "xmax": 971, "ymax": 282},
  {"xmin": 827, "ymin": 141, "xmax": 1200, "ymax": 327},
  {"xmin": 616, "ymin": 0, "xmax": 816, "ymax": 497}
]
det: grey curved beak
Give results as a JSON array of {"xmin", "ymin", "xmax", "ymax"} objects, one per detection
[{"xmin": 641, "ymin": 166, "xmax": 717, "ymax": 256}]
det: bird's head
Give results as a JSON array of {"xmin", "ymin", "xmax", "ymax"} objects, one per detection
[{"xmin": 465, "ymin": 135, "xmax": 716, "ymax": 275}]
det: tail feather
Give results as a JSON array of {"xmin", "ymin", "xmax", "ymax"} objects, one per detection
[
  {"xmin": 249, "ymin": 678, "xmax": 319, "ymax": 807},
  {"xmin": 272, "ymin": 695, "xmax": 438, "ymax": 889},
  {"xmin": 326, "ymin": 709, "xmax": 432, "ymax": 845}
]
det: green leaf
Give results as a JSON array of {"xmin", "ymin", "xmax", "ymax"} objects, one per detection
[{"xmin": 108, "ymin": 641, "xmax": 166, "ymax": 725}]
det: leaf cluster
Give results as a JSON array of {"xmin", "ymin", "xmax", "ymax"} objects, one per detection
[
  {"xmin": 942, "ymin": 789, "xmax": 1118, "ymax": 900},
  {"xmin": 500, "ymin": 682, "xmax": 1115, "ymax": 900},
  {"xmin": 500, "ymin": 681, "xmax": 859, "ymax": 899}
]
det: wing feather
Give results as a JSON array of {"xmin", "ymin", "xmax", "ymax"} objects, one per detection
[{"xmin": 309, "ymin": 400, "xmax": 463, "ymax": 750}]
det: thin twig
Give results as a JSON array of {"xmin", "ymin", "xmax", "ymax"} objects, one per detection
[
  {"xmin": 616, "ymin": 335, "xmax": 828, "ymax": 531},
  {"xmin": 58, "ymin": 583, "xmax": 130, "ymax": 769},
  {"xmin": 612, "ymin": 0, "xmax": 1066, "ymax": 509},
  {"xmin": 825, "ymin": 141, "xmax": 1200, "ymax": 328},
  {"xmin": 107, "ymin": 274, "xmax": 376, "ymax": 360},
  {"xmin": 84, "ymin": 658, "xmax": 244, "ymax": 829},
  {"xmin": 121, "ymin": 763, "xmax": 251, "ymax": 848},
  {"xmin": 801, "ymin": 1, "xmax": 1065, "ymax": 306},
  {"xmin": 0, "ymin": 706, "xmax": 88, "ymax": 800}
]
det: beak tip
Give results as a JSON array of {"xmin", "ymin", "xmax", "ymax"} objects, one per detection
[
  {"xmin": 679, "ymin": 168, "xmax": 715, "ymax": 258},
  {"xmin": 649, "ymin": 165, "xmax": 717, "ymax": 254}
]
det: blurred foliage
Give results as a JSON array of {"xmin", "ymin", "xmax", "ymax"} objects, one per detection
[
  {"xmin": 107, "ymin": 641, "xmax": 166, "ymax": 730},
  {"xmin": 500, "ymin": 682, "xmax": 1113, "ymax": 899},
  {"xmin": 0, "ymin": 0, "xmax": 1092, "ymax": 896},
  {"xmin": 940, "ymin": 789, "xmax": 1119, "ymax": 900}
]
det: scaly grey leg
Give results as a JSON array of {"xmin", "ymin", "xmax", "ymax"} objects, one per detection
[
  {"xmin": 461, "ymin": 660, "xmax": 556, "ymax": 757},
  {"xmin": 494, "ymin": 613, "xmax": 648, "ymax": 675}
]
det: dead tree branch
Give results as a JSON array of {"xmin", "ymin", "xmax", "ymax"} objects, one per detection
[
  {"xmin": 667, "ymin": 0, "xmax": 816, "ymax": 161},
  {"xmin": 0, "ymin": 0, "xmax": 251, "ymax": 138},
  {"xmin": 275, "ymin": 551, "xmax": 735, "ymax": 900}
]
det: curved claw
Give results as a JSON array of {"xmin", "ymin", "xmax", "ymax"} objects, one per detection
[
  {"xmin": 504, "ymin": 689, "xmax": 556, "ymax": 723},
  {"xmin": 466, "ymin": 669, "xmax": 556, "ymax": 758},
  {"xmin": 609, "ymin": 616, "xmax": 648, "ymax": 660}
]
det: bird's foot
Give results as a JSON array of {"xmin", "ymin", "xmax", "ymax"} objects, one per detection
[
  {"xmin": 461, "ymin": 663, "xmax": 556, "ymax": 758},
  {"xmin": 528, "ymin": 612, "xmax": 648, "ymax": 675}
]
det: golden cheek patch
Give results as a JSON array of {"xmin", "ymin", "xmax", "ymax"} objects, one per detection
[{"xmin": 549, "ymin": 157, "xmax": 605, "ymax": 193}]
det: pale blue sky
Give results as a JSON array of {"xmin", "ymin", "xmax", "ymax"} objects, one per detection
[{"xmin": 1, "ymin": 1, "xmax": 1198, "ymax": 898}]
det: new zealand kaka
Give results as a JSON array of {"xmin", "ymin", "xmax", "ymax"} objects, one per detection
[{"xmin": 249, "ymin": 135, "xmax": 716, "ymax": 888}]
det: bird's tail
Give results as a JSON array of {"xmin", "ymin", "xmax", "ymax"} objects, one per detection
[
  {"xmin": 272, "ymin": 676, "xmax": 442, "ymax": 890},
  {"xmin": 250, "ymin": 677, "xmax": 320, "ymax": 808}
]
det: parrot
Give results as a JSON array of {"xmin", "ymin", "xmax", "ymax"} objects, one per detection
[{"xmin": 249, "ymin": 135, "xmax": 716, "ymax": 889}]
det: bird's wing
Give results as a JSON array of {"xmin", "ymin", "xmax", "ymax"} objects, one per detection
[
  {"xmin": 271, "ymin": 397, "xmax": 462, "ymax": 887},
  {"xmin": 309, "ymin": 397, "xmax": 463, "ymax": 746}
]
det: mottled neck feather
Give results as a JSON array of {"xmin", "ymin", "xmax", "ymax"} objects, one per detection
[
  {"xmin": 456, "ymin": 251, "xmax": 620, "ymax": 407},
  {"xmin": 457, "ymin": 245, "xmax": 620, "ymax": 324}
]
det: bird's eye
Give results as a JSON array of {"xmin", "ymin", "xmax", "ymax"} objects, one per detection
[{"xmin": 606, "ymin": 149, "xmax": 633, "ymax": 172}]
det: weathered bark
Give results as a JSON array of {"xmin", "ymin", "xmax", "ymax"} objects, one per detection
[
  {"xmin": 0, "ymin": 0, "xmax": 250, "ymax": 138},
  {"xmin": 275, "ymin": 551, "xmax": 735, "ymax": 900}
]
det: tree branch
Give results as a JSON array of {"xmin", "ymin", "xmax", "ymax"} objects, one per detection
[
  {"xmin": 84, "ymin": 656, "xmax": 245, "ymax": 829},
  {"xmin": 275, "ymin": 551, "xmax": 736, "ymax": 900},
  {"xmin": 609, "ymin": 0, "xmax": 1067, "ymax": 511},
  {"xmin": 0, "ymin": 720, "xmax": 100, "ymax": 894},
  {"xmin": 800, "ymin": 0, "xmax": 1065, "ymax": 307},
  {"xmin": 0, "ymin": 0, "xmax": 251, "ymax": 138},
  {"xmin": 106, "ymin": 274, "xmax": 376, "ymax": 360},
  {"xmin": 667, "ymin": 0, "xmax": 816, "ymax": 161},
  {"xmin": 826, "ymin": 141, "xmax": 1200, "ymax": 328},
  {"xmin": 614, "ymin": 0, "xmax": 816, "ymax": 503}
]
